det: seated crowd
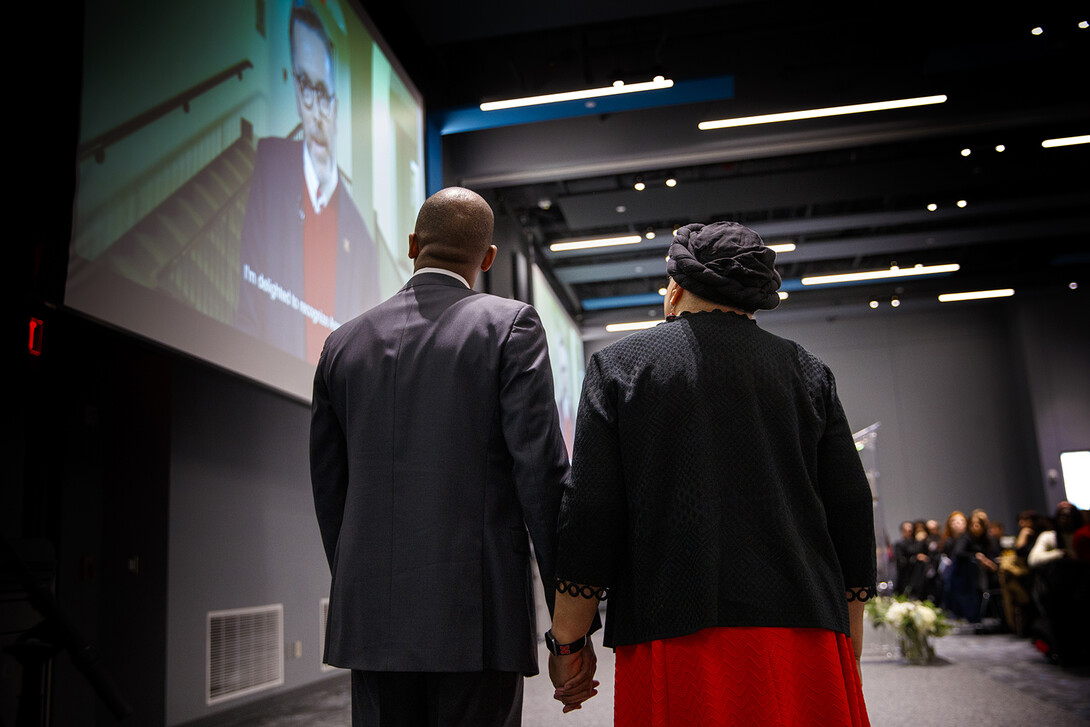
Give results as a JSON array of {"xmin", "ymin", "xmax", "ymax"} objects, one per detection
[{"xmin": 892, "ymin": 502, "xmax": 1090, "ymax": 665}]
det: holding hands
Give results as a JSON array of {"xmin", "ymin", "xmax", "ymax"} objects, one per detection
[{"xmin": 549, "ymin": 641, "xmax": 599, "ymax": 713}]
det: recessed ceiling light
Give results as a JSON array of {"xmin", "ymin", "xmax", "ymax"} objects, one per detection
[
  {"xmin": 891, "ymin": 297, "xmax": 901, "ymax": 308},
  {"xmin": 961, "ymin": 148, "xmax": 971, "ymax": 157},
  {"xmin": 995, "ymin": 144, "xmax": 1006, "ymax": 152},
  {"xmin": 927, "ymin": 203, "xmax": 938, "ymax": 211},
  {"xmin": 869, "ymin": 300, "xmax": 880, "ymax": 309},
  {"xmin": 658, "ymin": 287, "xmax": 668, "ymax": 296},
  {"xmin": 1031, "ymin": 26, "xmax": 1044, "ymax": 36},
  {"xmin": 957, "ymin": 200, "xmax": 967, "ymax": 208},
  {"xmin": 645, "ymin": 230, "xmax": 656, "ymax": 240},
  {"xmin": 777, "ymin": 291, "xmax": 789, "ymax": 300},
  {"xmin": 634, "ymin": 181, "xmax": 646, "ymax": 191},
  {"xmin": 665, "ymin": 178, "xmax": 677, "ymax": 187}
]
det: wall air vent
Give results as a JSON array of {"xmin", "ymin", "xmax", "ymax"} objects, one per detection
[{"xmin": 206, "ymin": 603, "xmax": 284, "ymax": 705}]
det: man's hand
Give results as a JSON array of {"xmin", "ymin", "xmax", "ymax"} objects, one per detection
[{"xmin": 549, "ymin": 642, "xmax": 599, "ymax": 713}]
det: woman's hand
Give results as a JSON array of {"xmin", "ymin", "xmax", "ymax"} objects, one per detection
[{"xmin": 549, "ymin": 642, "xmax": 599, "ymax": 713}]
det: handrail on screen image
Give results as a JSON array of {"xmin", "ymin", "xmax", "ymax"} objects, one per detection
[{"xmin": 78, "ymin": 60, "xmax": 254, "ymax": 164}]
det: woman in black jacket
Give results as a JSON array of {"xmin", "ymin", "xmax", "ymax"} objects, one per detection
[{"xmin": 546, "ymin": 222, "xmax": 876, "ymax": 726}]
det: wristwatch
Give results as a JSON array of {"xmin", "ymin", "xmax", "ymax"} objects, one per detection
[{"xmin": 544, "ymin": 629, "xmax": 587, "ymax": 656}]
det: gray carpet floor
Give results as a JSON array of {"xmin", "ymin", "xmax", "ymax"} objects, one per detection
[{"xmin": 192, "ymin": 623, "xmax": 1090, "ymax": 726}]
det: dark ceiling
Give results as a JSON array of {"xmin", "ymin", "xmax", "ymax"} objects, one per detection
[{"xmin": 361, "ymin": 1, "xmax": 1089, "ymax": 331}]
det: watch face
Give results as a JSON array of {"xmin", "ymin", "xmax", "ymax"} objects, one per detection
[{"xmin": 546, "ymin": 630, "xmax": 584, "ymax": 655}]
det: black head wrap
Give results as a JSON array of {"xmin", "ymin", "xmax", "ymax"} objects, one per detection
[{"xmin": 666, "ymin": 221, "xmax": 782, "ymax": 311}]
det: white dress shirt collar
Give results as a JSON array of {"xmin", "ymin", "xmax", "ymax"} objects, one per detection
[
  {"xmin": 412, "ymin": 267, "xmax": 471, "ymax": 289},
  {"xmin": 303, "ymin": 143, "xmax": 338, "ymax": 213}
]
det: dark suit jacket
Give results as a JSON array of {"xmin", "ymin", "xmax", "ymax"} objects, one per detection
[
  {"xmin": 310, "ymin": 273, "xmax": 570, "ymax": 675},
  {"xmin": 236, "ymin": 137, "xmax": 379, "ymax": 360}
]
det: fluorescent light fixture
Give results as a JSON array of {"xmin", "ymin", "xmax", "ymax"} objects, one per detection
[
  {"xmin": 481, "ymin": 76, "xmax": 674, "ymax": 111},
  {"xmin": 697, "ymin": 94, "xmax": 947, "ymax": 131},
  {"xmin": 606, "ymin": 320, "xmax": 663, "ymax": 332},
  {"xmin": 802, "ymin": 263, "xmax": 960, "ymax": 286},
  {"xmin": 769, "ymin": 242, "xmax": 796, "ymax": 253},
  {"xmin": 549, "ymin": 235, "xmax": 642, "ymax": 252},
  {"xmin": 1042, "ymin": 135, "xmax": 1090, "ymax": 148},
  {"xmin": 938, "ymin": 288, "xmax": 1015, "ymax": 302}
]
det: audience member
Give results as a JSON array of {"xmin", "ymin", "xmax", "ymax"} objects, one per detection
[
  {"xmin": 1028, "ymin": 502, "xmax": 1090, "ymax": 666},
  {"xmin": 942, "ymin": 509, "xmax": 999, "ymax": 623},
  {"xmin": 998, "ymin": 509, "xmax": 1041, "ymax": 635},
  {"xmin": 899, "ymin": 521, "xmax": 939, "ymax": 602},
  {"xmin": 893, "ymin": 521, "xmax": 915, "ymax": 595}
]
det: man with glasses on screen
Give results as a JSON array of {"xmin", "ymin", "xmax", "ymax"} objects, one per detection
[{"xmin": 236, "ymin": 2, "xmax": 378, "ymax": 364}]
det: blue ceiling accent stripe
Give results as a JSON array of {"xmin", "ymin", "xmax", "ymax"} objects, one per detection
[
  {"xmin": 426, "ymin": 117, "xmax": 444, "ymax": 196},
  {"xmin": 430, "ymin": 75, "xmax": 734, "ymax": 136},
  {"xmin": 583, "ymin": 293, "xmax": 664, "ymax": 310}
]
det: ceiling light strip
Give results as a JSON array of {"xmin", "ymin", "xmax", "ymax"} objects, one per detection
[
  {"xmin": 938, "ymin": 288, "xmax": 1015, "ymax": 302},
  {"xmin": 550, "ymin": 235, "xmax": 643, "ymax": 252},
  {"xmin": 1041, "ymin": 135, "xmax": 1090, "ymax": 148},
  {"xmin": 481, "ymin": 77, "xmax": 674, "ymax": 111},
  {"xmin": 698, "ymin": 94, "xmax": 947, "ymax": 131},
  {"xmin": 801, "ymin": 263, "xmax": 960, "ymax": 286},
  {"xmin": 606, "ymin": 320, "xmax": 663, "ymax": 333}
]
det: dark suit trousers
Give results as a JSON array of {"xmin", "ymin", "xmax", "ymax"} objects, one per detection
[{"xmin": 351, "ymin": 669, "xmax": 523, "ymax": 727}]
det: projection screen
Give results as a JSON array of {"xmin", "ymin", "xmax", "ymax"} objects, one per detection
[{"xmin": 68, "ymin": 0, "xmax": 425, "ymax": 400}]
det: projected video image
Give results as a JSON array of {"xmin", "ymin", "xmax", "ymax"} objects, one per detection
[
  {"xmin": 68, "ymin": 0, "xmax": 425, "ymax": 399},
  {"xmin": 531, "ymin": 266, "xmax": 584, "ymax": 456}
]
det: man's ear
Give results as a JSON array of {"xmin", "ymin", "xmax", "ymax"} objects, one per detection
[
  {"xmin": 408, "ymin": 232, "xmax": 418, "ymax": 260},
  {"xmin": 480, "ymin": 244, "xmax": 498, "ymax": 272}
]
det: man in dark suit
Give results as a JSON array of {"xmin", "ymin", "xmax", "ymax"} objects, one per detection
[
  {"xmin": 236, "ymin": 2, "xmax": 378, "ymax": 364},
  {"xmin": 310, "ymin": 187, "xmax": 572, "ymax": 726}
]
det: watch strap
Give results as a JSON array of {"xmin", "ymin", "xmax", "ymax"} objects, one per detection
[{"xmin": 544, "ymin": 629, "xmax": 587, "ymax": 656}]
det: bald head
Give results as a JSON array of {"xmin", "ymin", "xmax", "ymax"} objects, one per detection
[{"xmin": 412, "ymin": 187, "xmax": 495, "ymax": 272}]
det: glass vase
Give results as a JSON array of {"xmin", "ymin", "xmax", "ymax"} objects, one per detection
[{"xmin": 898, "ymin": 632, "xmax": 934, "ymax": 664}]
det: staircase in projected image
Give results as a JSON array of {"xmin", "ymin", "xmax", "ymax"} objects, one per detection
[{"xmin": 106, "ymin": 122, "xmax": 257, "ymax": 326}]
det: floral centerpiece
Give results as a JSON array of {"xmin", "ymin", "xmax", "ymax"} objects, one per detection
[{"xmin": 865, "ymin": 595, "xmax": 951, "ymax": 664}]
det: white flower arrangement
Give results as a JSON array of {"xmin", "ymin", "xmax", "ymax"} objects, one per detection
[{"xmin": 865, "ymin": 595, "xmax": 950, "ymax": 663}]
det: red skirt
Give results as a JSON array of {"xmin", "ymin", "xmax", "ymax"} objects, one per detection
[{"xmin": 615, "ymin": 627, "xmax": 870, "ymax": 727}]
